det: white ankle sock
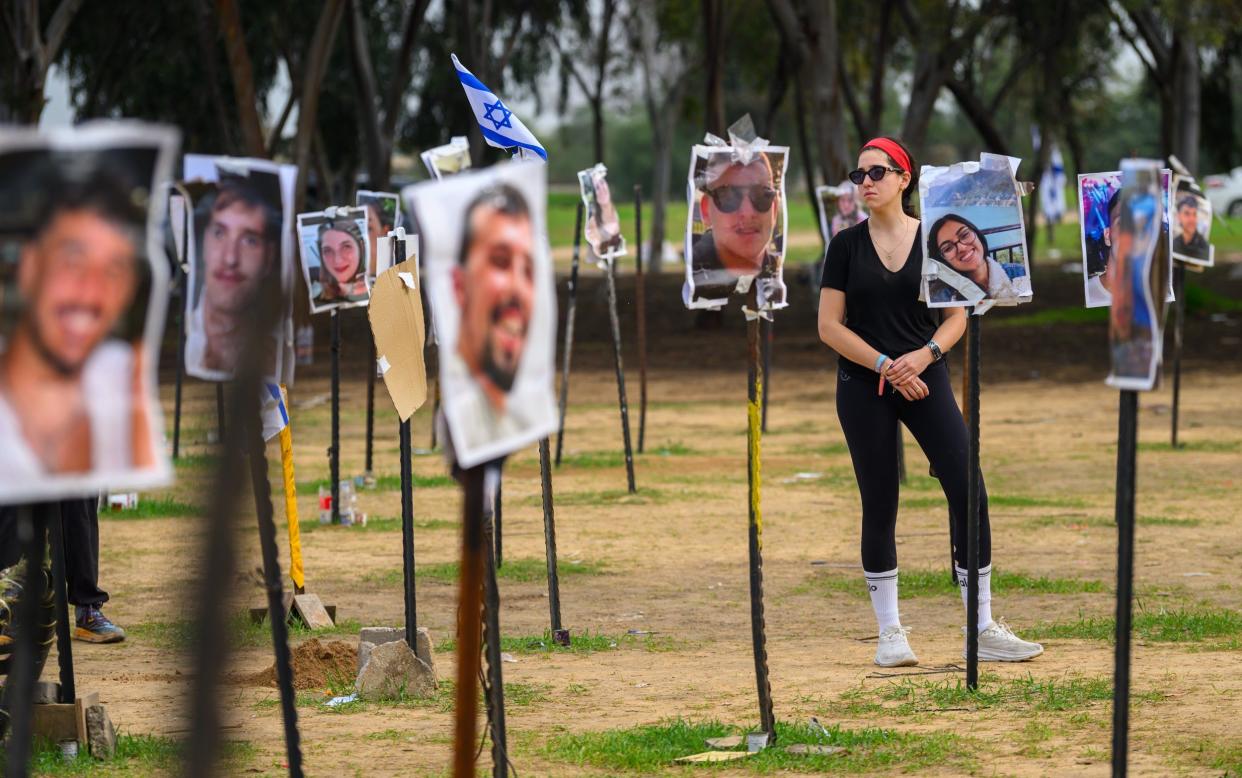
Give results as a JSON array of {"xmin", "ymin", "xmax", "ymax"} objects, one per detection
[
  {"xmin": 956, "ymin": 564, "xmax": 993, "ymax": 633},
  {"xmin": 864, "ymin": 567, "xmax": 901, "ymax": 632}
]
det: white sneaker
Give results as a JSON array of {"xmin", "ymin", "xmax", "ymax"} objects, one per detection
[
  {"xmin": 964, "ymin": 620, "xmax": 1044, "ymax": 661},
  {"xmin": 875, "ymin": 625, "xmax": 918, "ymax": 667}
]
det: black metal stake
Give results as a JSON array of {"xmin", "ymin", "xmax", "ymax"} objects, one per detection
[
  {"xmin": 48, "ymin": 502, "xmax": 75, "ymax": 704},
  {"xmin": 634, "ymin": 185, "xmax": 648, "ymax": 453},
  {"xmin": 1112, "ymin": 390, "xmax": 1139, "ymax": 777},
  {"xmin": 173, "ymin": 280, "xmax": 186, "ymax": 460},
  {"xmin": 760, "ymin": 317, "xmax": 772, "ymax": 432},
  {"xmin": 493, "ymin": 480, "xmax": 503, "ymax": 569},
  {"xmin": 330, "ymin": 309, "xmax": 341, "ymax": 524},
  {"xmin": 0, "ymin": 505, "xmax": 46, "ymax": 774},
  {"xmin": 538, "ymin": 438, "xmax": 567, "ymax": 643},
  {"xmin": 482, "ymin": 471, "xmax": 509, "ymax": 778},
  {"xmin": 745, "ymin": 289, "xmax": 776, "ymax": 744},
  {"xmin": 555, "ymin": 203, "xmax": 584, "ymax": 466},
  {"xmin": 399, "ymin": 418, "xmax": 417, "ymax": 649},
  {"xmin": 1170, "ymin": 264, "xmax": 1185, "ymax": 448},
  {"xmin": 965, "ymin": 312, "xmax": 981, "ymax": 690},
  {"xmin": 605, "ymin": 260, "xmax": 637, "ymax": 493},
  {"xmin": 249, "ymin": 420, "xmax": 304, "ymax": 777},
  {"xmin": 366, "ymin": 333, "xmax": 376, "ymax": 474}
]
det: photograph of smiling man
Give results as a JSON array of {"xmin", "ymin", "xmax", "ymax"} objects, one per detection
[
  {"xmin": 182, "ymin": 155, "xmax": 295, "ymax": 383},
  {"xmin": 297, "ymin": 207, "xmax": 371, "ymax": 313},
  {"xmin": 684, "ymin": 145, "xmax": 789, "ymax": 311},
  {"xmin": 403, "ymin": 163, "xmax": 557, "ymax": 468},
  {"xmin": 0, "ymin": 123, "xmax": 177, "ymax": 501}
]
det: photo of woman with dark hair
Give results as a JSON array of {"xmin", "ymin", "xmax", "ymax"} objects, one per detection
[
  {"xmin": 925, "ymin": 213, "xmax": 1029, "ymax": 304},
  {"xmin": 296, "ymin": 207, "xmax": 371, "ymax": 313}
]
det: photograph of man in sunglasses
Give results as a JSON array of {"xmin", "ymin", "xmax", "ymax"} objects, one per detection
[
  {"xmin": 684, "ymin": 146, "xmax": 788, "ymax": 310},
  {"xmin": 919, "ymin": 154, "xmax": 1032, "ymax": 308}
]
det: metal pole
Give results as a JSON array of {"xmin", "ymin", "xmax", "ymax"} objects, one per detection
[
  {"xmin": 555, "ymin": 203, "xmax": 584, "ymax": 466},
  {"xmin": 48, "ymin": 502, "xmax": 75, "ymax": 703},
  {"xmin": 1170, "ymin": 264, "xmax": 1185, "ymax": 448},
  {"xmin": 249, "ymin": 417, "xmax": 304, "ymax": 777},
  {"xmin": 452, "ymin": 467, "xmax": 486, "ymax": 778},
  {"xmin": 366, "ymin": 332, "xmax": 376, "ymax": 474},
  {"xmin": 965, "ymin": 312, "xmax": 981, "ymax": 690},
  {"xmin": 482, "ymin": 497, "xmax": 509, "ymax": 778},
  {"xmin": 400, "ymin": 418, "xmax": 417, "ymax": 649},
  {"xmin": 605, "ymin": 260, "xmax": 637, "ymax": 493},
  {"xmin": 0, "ymin": 505, "xmax": 45, "ymax": 776},
  {"xmin": 538, "ymin": 438, "xmax": 567, "ymax": 643},
  {"xmin": 1112, "ymin": 390, "xmax": 1139, "ymax": 777},
  {"xmin": 760, "ymin": 317, "xmax": 772, "ymax": 432},
  {"xmin": 634, "ymin": 185, "xmax": 648, "ymax": 453},
  {"xmin": 330, "ymin": 309, "xmax": 341, "ymax": 524},
  {"xmin": 173, "ymin": 278, "xmax": 186, "ymax": 460},
  {"xmin": 493, "ymin": 480, "xmax": 503, "ymax": 569},
  {"xmin": 745, "ymin": 289, "xmax": 776, "ymax": 744}
]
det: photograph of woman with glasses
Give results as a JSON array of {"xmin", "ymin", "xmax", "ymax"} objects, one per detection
[
  {"xmin": 684, "ymin": 146, "xmax": 789, "ymax": 310},
  {"xmin": 918, "ymin": 153, "xmax": 1032, "ymax": 308},
  {"xmin": 817, "ymin": 137, "xmax": 1044, "ymax": 669},
  {"xmin": 925, "ymin": 214, "xmax": 1030, "ymax": 304}
]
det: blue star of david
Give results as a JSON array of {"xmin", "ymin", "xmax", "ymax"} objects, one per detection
[{"xmin": 482, "ymin": 99, "xmax": 514, "ymax": 131}]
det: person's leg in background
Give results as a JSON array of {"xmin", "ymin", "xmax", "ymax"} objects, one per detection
[{"xmin": 63, "ymin": 497, "xmax": 126, "ymax": 644}]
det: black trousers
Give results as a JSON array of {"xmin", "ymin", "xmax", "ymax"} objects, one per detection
[
  {"xmin": 0, "ymin": 498, "xmax": 107, "ymax": 608},
  {"xmin": 835, "ymin": 360, "xmax": 992, "ymax": 573}
]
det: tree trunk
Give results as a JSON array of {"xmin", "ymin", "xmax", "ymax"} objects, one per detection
[
  {"xmin": 347, "ymin": 0, "xmax": 388, "ymax": 188},
  {"xmin": 793, "ymin": 72, "xmax": 821, "ymax": 234},
  {"xmin": 1171, "ymin": 33, "xmax": 1201, "ymax": 174},
  {"xmin": 803, "ymin": 0, "xmax": 850, "ymax": 184},
  {"xmin": 701, "ymin": 0, "xmax": 726, "ymax": 135},
  {"xmin": 292, "ymin": 0, "xmax": 346, "ymax": 213},
  {"xmin": 866, "ymin": 0, "xmax": 893, "ymax": 135},
  {"xmin": 215, "ymin": 0, "xmax": 266, "ymax": 157}
]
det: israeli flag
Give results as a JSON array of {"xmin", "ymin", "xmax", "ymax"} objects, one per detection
[
  {"xmin": 261, "ymin": 382, "xmax": 290, "ymax": 442},
  {"xmin": 451, "ymin": 53, "xmax": 547, "ymax": 162}
]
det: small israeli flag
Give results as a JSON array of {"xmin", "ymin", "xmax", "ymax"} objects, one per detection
[
  {"xmin": 451, "ymin": 53, "xmax": 547, "ymax": 162},
  {"xmin": 261, "ymin": 382, "xmax": 290, "ymax": 442}
]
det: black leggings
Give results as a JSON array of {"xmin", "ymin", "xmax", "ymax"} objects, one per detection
[{"xmin": 835, "ymin": 360, "xmax": 991, "ymax": 573}]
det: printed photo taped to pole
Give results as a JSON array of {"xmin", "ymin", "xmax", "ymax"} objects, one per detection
[
  {"xmin": 578, "ymin": 163, "xmax": 627, "ymax": 265},
  {"xmin": 1078, "ymin": 169, "xmax": 1177, "ymax": 309},
  {"xmin": 815, "ymin": 180, "xmax": 868, "ymax": 245},
  {"xmin": 0, "ymin": 122, "xmax": 178, "ymax": 502},
  {"xmin": 403, "ymin": 162, "xmax": 558, "ymax": 468},
  {"xmin": 182, "ymin": 154, "xmax": 297, "ymax": 384},
  {"xmin": 919, "ymin": 153, "xmax": 1033, "ymax": 313},
  {"xmin": 297, "ymin": 207, "xmax": 372, "ymax": 313},
  {"xmin": 357, "ymin": 190, "xmax": 402, "ymax": 289},
  {"xmin": 684, "ymin": 139, "xmax": 790, "ymax": 312},
  {"xmin": 1170, "ymin": 175, "xmax": 1215, "ymax": 268}
]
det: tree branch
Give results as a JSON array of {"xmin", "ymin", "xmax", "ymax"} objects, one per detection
[
  {"xmin": 43, "ymin": 0, "xmax": 84, "ymax": 65},
  {"xmin": 380, "ymin": 0, "xmax": 431, "ymax": 144},
  {"xmin": 347, "ymin": 0, "xmax": 387, "ymax": 186},
  {"xmin": 764, "ymin": 0, "xmax": 810, "ymax": 66}
]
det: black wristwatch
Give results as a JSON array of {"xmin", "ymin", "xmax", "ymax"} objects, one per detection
[{"xmin": 926, "ymin": 339, "xmax": 943, "ymax": 362}]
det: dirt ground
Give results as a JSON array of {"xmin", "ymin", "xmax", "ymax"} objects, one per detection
[{"xmin": 42, "ymin": 331, "xmax": 1239, "ymax": 777}]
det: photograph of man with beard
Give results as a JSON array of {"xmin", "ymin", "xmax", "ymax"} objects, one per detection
[
  {"xmin": 0, "ymin": 129, "xmax": 174, "ymax": 500},
  {"xmin": 1171, "ymin": 179, "xmax": 1213, "ymax": 266},
  {"xmin": 297, "ymin": 209, "xmax": 370, "ymax": 312},
  {"xmin": 685, "ymin": 147, "xmax": 789, "ymax": 310},
  {"xmin": 405, "ymin": 163, "xmax": 558, "ymax": 468},
  {"xmin": 185, "ymin": 167, "xmax": 283, "ymax": 380}
]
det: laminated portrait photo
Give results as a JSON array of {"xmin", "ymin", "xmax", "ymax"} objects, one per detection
[
  {"xmin": 919, "ymin": 153, "xmax": 1032, "ymax": 312},
  {"xmin": 815, "ymin": 181, "xmax": 868, "ymax": 245},
  {"xmin": 577, "ymin": 163, "xmax": 626, "ymax": 265},
  {"xmin": 297, "ymin": 207, "xmax": 371, "ymax": 314},
  {"xmin": 182, "ymin": 154, "xmax": 296, "ymax": 384},
  {"xmin": 1170, "ymin": 174, "xmax": 1214, "ymax": 268},
  {"xmin": 1106, "ymin": 159, "xmax": 1164, "ymax": 391},
  {"xmin": 420, "ymin": 136, "xmax": 472, "ymax": 181},
  {"xmin": 402, "ymin": 162, "xmax": 557, "ymax": 469},
  {"xmin": 356, "ymin": 190, "xmax": 402, "ymax": 289},
  {"xmin": 0, "ymin": 122, "xmax": 178, "ymax": 503},
  {"xmin": 683, "ymin": 143, "xmax": 789, "ymax": 312},
  {"xmin": 167, "ymin": 183, "xmax": 193, "ymax": 275},
  {"xmin": 367, "ymin": 231, "xmax": 426, "ymax": 422},
  {"xmin": 1078, "ymin": 170, "xmax": 1176, "ymax": 308}
]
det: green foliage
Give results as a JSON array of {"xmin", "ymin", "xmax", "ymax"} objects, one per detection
[
  {"xmin": 25, "ymin": 734, "xmax": 253, "ymax": 776},
  {"xmin": 1027, "ymin": 607, "xmax": 1242, "ymax": 643}
]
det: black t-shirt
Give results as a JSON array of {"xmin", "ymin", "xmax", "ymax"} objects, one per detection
[{"xmin": 820, "ymin": 220, "xmax": 938, "ymax": 377}]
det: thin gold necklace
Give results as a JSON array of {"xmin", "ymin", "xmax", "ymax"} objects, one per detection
[{"xmin": 872, "ymin": 217, "xmax": 912, "ymax": 263}]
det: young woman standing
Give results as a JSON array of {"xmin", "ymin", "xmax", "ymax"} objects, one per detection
[{"xmin": 817, "ymin": 137, "xmax": 1043, "ymax": 667}]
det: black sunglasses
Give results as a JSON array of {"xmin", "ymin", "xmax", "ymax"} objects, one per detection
[
  {"xmin": 848, "ymin": 165, "xmax": 904, "ymax": 185},
  {"xmin": 705, "ymin": 185, "xmax": 778, "ymax": 214}
]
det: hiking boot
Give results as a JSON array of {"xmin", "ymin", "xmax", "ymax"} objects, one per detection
[
  {"xmin": 964, "ymin": 620, "xmax": 1043, "ymax": 662},
  {"xmin": 875, "ymin": 625, "xmax": 918, "ymax": 667},
  {"xmin": 75, "ymin": 605, "xmax": 126, "ymax": 644}
]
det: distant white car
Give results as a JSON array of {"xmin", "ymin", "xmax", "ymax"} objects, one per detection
[{"xmin": 1203, "ymin": 167, "xmax": 1242, "ymax": 218}]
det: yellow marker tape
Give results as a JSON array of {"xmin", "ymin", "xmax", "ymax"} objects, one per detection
[
  {"xmin": 279, "ymin": 386, "xmax": 305, "ymax": 591},
  {"xmin": 748, "ymin": 376, "xmax": 763, "ymax": 549}
]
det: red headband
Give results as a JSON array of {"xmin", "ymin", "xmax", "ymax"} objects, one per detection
[{"xmin": 862, "ymin": 137, "xmax": 910, "ymax": 173}]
